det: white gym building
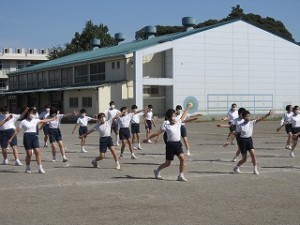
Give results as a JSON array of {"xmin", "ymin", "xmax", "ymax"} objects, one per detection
[{"xmin": 3, "ymin": 18, "xmax": 300, "ymax": 116}]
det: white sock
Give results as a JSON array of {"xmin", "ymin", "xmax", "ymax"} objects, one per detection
[
  {"xmin": 179, "ymin": 172, "xmax": 184, "ymax": 177},
  {"xmin": 254, "ymin": 165, "xmax": 257, "ymax": 170},
  {"xmin": 38, "ymin": 165, "xmax": 43, "ymax": 169}
]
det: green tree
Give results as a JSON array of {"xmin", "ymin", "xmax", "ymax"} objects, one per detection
[{"xmin": 48, "ymin": 20, "xmax": 116, "ymax": 60}]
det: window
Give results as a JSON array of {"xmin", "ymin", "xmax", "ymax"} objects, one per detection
[
  {"xmin": 82, "ymin": 97, "xmax": 92, "ymax": 108},
  {"xmin": 29, "ymin": 49, "xmax": 33, "ymax": 54},
  {"xmin": 112, "ymin": 62, "xmax": 115, "ymax": 69},
  {"xmin": 69, "ymin": 97, "xmax": 78, "ymax": 108},
  {"xmin": 90, "ymin": 62, "xmax": 105, "ymax": 81},
  {"xmin": 0, "ymin": 61, "xmax": 2, "ymax": 70},
  {"xmin": 143, "ymin": 86, "xmax": 159, "ymax": 96},
  {"xmin": 74, "ymin": 65, "xmax": 88, "ymax": 83},
  {"xmin": 61, "ymin": 67, "xmax": 73, "ymax": 84},
  {"xmin": 27, "ymin": 73, "xmax": 37, "ymax": 88},
  {"xmin": 4, "ymin": 48, "xmax": 8, "ymax": 53},
  {"xmin": 17, "ymin": 61, "xmax": 24, "ymax": 70},
  {"xmin": 18, "ymin": 75, "xmax": 27, "ymax": 89},
  {"xmin": 117, "ymin": 61, "xmax": 120, "ymax": 69},
  {"xmin": 0, "ymin": 79, "xmax": 6, "ymax": 91},
  {"xmin": 17, "ymin": 49, "xmax": 21, "ymax": 54},
  {"xmin": 9, "ymin": 76, "xmax": 18, "ymax": 90},
  {"xmin": 37, "ymin": 71, "xmax": 48, "ymax": 86},
  {"xmin": 48, "ymin": 69, "xmax": 60, "ymax": 86}
]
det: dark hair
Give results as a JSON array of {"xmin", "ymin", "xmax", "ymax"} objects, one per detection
[
  {"xmin": 120, "ymin": 106, "xmax": 127, "ymax": 112},
  {"xmin": 293, "ymin": 106, "xmax": 299, "ymax": 112},
  {"xmin": 131, "ymin": 104, "xmax": 138, "ymax": 110},
  {"xmin": 241, "ymin": 110, "xmax": 251, "ymax": 118},
  {"xmin": 50, "ymin": 106, "xmax": 58, "ymax": 116},
  {"xmin": 80, "ymin": 109, "xmax": 87, "ymax": 114},
  {"xmin": 109, "ymin": 101, "xmax": 115, "ymax": 106},
  {"xmin": 286, "ymin": 105, "xmax": 292, "ymax": 111},
  {"xmin": 238, "ymin": 107, "xmax": 246, "ymax": 115},
  {"xmin": 175, "ymin": 105, "xmax": 182, "ymax": 110},
  {"xmin": 165, "ymin": 109, "xmax": 175, "ymax": 119},
  {"xmin": 3, "ymin": 106, "xmax": 9, "ymax": 113},
  {"xmin": 97, "ymin": 113, "xmax": 106, "ymax": 119},
  {"xmin": 231, "ymin": 103, "xmax": 237, "ymax": 108},
  {"xmin": 25, "ymin": 107, "xmax": 37, "ymax": 119},
  {"xmin": 148, "ymin": 105, "xmax": 153, "ymax": 109},
  {"xmin": 45, "ymin": 104, "xmax": 51, "ymax": 108}
]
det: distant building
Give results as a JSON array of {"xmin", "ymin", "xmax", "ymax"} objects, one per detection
[
  {"xmin": 0, "ymin": 47, "xmax": 48, "ymax": 108},
  {"xmin": 2, "ymin": 19, "xmax": 300, "ymax": 115}
]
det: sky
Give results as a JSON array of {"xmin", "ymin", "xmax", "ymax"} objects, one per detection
[{"xmin": 0, "ymin": 0, "xmax": 299, "ymax": 50}]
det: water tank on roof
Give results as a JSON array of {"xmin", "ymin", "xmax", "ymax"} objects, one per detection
[
  {"xmin": 144, "ymin": 26, "xmax": 157, "ymax": 39},
  {"xmin": 114, "ymin": 33, "xmax": 126, "ymax": 44},
  {"xmin": 182, "ymin": 17, "xmax": 196, "ymax": 31},
  {"xmin": 91, "ymin": 38, "xmax": 101, "ymax": 49}
]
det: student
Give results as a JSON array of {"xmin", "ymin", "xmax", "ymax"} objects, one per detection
[
  {"xmin": 175, "ymin": 105, "xmax": 202, "ymax": 156},
  {"xmin": 72, "ymin": 109, "xmax": 97, "ymax": 153},
  {"xmin": 130, "ymin": 104, "xmax": 144, "ymax": 150},
  {"xmin": 144, "ymin": 105, "xmax": 156, "ymax": 143},
  {"xmin": 144, "ymin": 103, "xmax": 193, "ymax": 182},
  {"xmin": 117, "ymin": 106, "xmax": 145, "ymax": 159},
  {"xmin": 276, "ymin": 105, "xmax": 293, "ymax": 150},
  {"xmin": 39, "ymin": 104, "xmax": 51, "ymax": 147},
  {"xmin": 105, "ymin": 101, "xmax": 120, "ymax": 146},
  {"xmin": 222, "ymin": 103, "xmax": 239, "ymax": 144},
  {"xmin": 286, "ymin": 106, "xmax": 300, "ymax": 157},
  {"xmin": 220, "ymin": 107, "xmax": 246, "ymax": 162},
  {"xmin": 48, "ymin": 106, "xmax": 76, "ymax": 162},
  {"xmin": 81, "ymin": 113, "xmax": 120, "ymax": 170},
  {"xmin": 8, "ymin": 108, "xmax": 56, "ymax": 174},
  {"xmin": 233, "ymin": 110, "xmax": 273, "ymax": 175},
  {"xmin": 0, "ymin": 106, "xmax": 26, "ymax": 166}
]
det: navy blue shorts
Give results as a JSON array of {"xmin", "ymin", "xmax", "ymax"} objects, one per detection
[
  {"xmin": 79, "ymin": 126, "xmax": 88, "ymax": 137},
  {"xmin": 43, "ymin": 124, "xmax": 50, "ymax": 135},
  {"xmin": 111, "ymin": 121, "xmax": 119, "ymax": 135},
  {"xmin": 165, "ymin": 141, "xmax": 184, "ymax": 161},
  {"xmin": 145, "ymin": 120, "xmax": 152, "ymax": 130},
  {"xmin": 285, "ymin": 124, "xmax": 292, "ymax": 134},
  {"xmin": 49, "ymin": 128, "xmax": 62, "ymax": 143},
  {"xmin": 239, "ymin": 137, "xmax": 254, "ymax": 155},
  {"xmin": 0, "ymin": 130, "xmax": 2, "ymax": 144},
  {"xmin": 119, "ymin": 128, "xmax": 131, "ymax": 140},
  {"xmin": 291, "ymin": 127, "xmax": 300, "ymax": 139},
  {"xmin": 1, "ymin": 129, "xmax": 17, "ymax": 148},
  {"xmin": 163, "ymin": 132, "xmax": 168, "ymax": 144},
  {"xmin": 131, "ymin": 123, "xmax": 140, "ymax": 134},
  {"xmin": 181, "ymin": 125, "xmax": 187, "ymax": 138},
  {"xmin": 229, "ymin": 122, "xmax": 236, "ymax": 132},
  {"xmin": 23, "ymin": 133, "xmax": 39, "ymax": 150},
  {"xmin": 99, "ymin": 136, "xmax": 114, "ymax": 153}
]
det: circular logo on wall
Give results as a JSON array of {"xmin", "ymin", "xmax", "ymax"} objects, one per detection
[{"xmin": 183, "ymin": 96, "xmax": 199, "ymax": 113}]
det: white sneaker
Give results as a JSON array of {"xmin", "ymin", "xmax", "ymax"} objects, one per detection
[
  {"xmin": 15, "ymin": 159, "xmax": 23, "ymax": 166},
  {"xmin": 62, "ymin": 157, "xmax": 68, "ymax": 162},
  {"xmin": 177, "ymin": 176, "xmax": 188, "ymax": 182},
  {"xmin": 233, "ymin": 166, "xmax": 241, "ymax": 174},
  {"xmin": 231, "ymin": 157, "xmax": 237, "ymax": 162},
  {"xmin": 52, "ymin": 157, "xmax": 56, "ymax": 162},
  {"xmin": 116, "ymin": 142, "xmax": 120, "ymax": 146},
  {"xmin": 115, "ymin": 162, "xmax": 121, "ymax": 170},
  {"xmin": 44, "ymin": 143, "xmax": 48, "ymax": 147},
  {"xmin": 38, "ymin": 168, "xmax": 46, "ymax": 174},
  {"xmin": 253, "ymin": 168, "xmax": 259, "ymax": 175},
  {"xmin": 154, "ymin": 169, "xmax": 163, "ymax": 180},
  {"xmin": 131, "ymin": 154, "xmax": 137, "ymax": 159},
  {"xmin": 186, "ymin": 150, "xmax": 191, "ymax": 156},
  {"xmin": 133, "ymin": 145, "xmax": 137, "ymax": 150},
  {"xmin": 138, "ymin": 145, "xmax": 143, "ymax": 150},
  {"xmin": 81, "ymin": 148, "xmax": 88, "ymax": 153},
  {"xmin": 25, "ymin": 168, "xmax": 31, "ymax": 174},
  {"xmin": 119, "ymin": 154, "xmax": 124, "ymax": 159},
  {"xmin": 147, "ymin": 139, "xmax": 152, "ymax": 143},
  {"xmin": 288, "ymin": 146, "xmax": 292, "ymax": 150},
  {"xmin": 2, "ymin": 159, "xmax": 8, "ymax": 165},
  {"xmin": 290, "ymin": 151, "xmax": 295, "ymax": 158},
  {"xmin": 91, "ymin": 160, "xmax": 99, "ymax": 168}
]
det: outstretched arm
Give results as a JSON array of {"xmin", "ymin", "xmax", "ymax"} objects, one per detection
[
  {"xmin": 0, "ymin": 114, "xmax": 13, "ymax": 126},
  {"xmin": 183, "ymin": 117, "xmax": 198, "ymax": 123},
  {"xmin": 256, "ymin": 110, "xmax": 273, "ymax": 123},
  {"xmin": 8, "ymin": 128, "xmax": 21, "ymax": 144},
  {"xmin": 72, "ymin": 124, "xmax": 78, "ymax": 134},
  {"xmin": 144, "ymin": 129, "xmax": 164, "ymax": 142},
  {"xmin": 217, "ymin": 124, "xmax": 231, "ymax": 128},
  {"xmin": 80, "ymin": 129, "xmax": 95, "ymax": 138},
  {"xmin": 181, "ymin": 103, "xmax": 193, "ymax": 121}
]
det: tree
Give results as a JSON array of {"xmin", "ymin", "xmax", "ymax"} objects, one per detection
[
  {"xmin": 135, "ymin": 5, "xmax": 295, "ymax": 42},
  {"xmin": 48, "ymin": 20, "xmax": 116, "ymax": 60}
]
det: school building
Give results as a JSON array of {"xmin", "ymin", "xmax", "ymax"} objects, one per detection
[{"xmin": 2, "ymin": 18, "xmax": 300, "ymax": 115}]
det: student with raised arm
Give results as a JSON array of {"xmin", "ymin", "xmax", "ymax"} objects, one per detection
[
  {"xmin": 285, "ymin": 106, "xmax": 300, "ymax": 157},
  {"xmin": 104, "ymin": 101, "xmax": 120, "ymax": 146},
  {"xmin": 276, "ymin": 105, "xmax": 293, "ymax": 150},
  {"xmin": 72, "ymin": 108, "xmax": 97, "ymax": 153},
  {"xmin": 39, "ymin": 104, "xmax": 51, "ymax": 147},
  {"xmin": 144, "ymin": 105, "xmax": 156, "ymax": 143},
  {"xmin": 47, "ymin": 106, "xmax": 77, "ymax": 162},
  {"xmin": 233, "ymin": 110, "xmax": 273, "ymax": 175},
  {"xmin": 144, "ymin": 103, "xmax": 192, "ymax": 182},
  {"xmin": 222, "ymin": 103, "xmax": 239, "ymax": 144},
  {"xmin": 81, "ymin": 113, "xmax": 120, "ymax": 170},
  {"xmin": 8, "ymin": 107, "xmax": 56, "ymax": 174}
]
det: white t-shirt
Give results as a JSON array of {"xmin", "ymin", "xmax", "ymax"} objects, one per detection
[
  {"xmin": 105, "ymin": 108, "xmax": 120, "ymax": 120},
  {"xmin": 236, "ymin": 120, "xmax": 256, "ymax": 138},
  {"xmin": 227, "ymin": 110, "xmax": 239, "ymax": 122},
  {"xmin": 290, "ymin": 114, "xmax": 300, "ymax": 128},
  {"xmin": 161, "ymin": 118, "xmax": 182, "ymax": 142},
  {"xmin": 144, "ymin": 111, "xmax": 153, "ymax": 120},
  {"xmin": 231, "ymin": 117, "xmax": 244, "ymax": 129},
  {"xmin": 281, "ymin": 112, "xmax": 293, "ymax": 125},
  {"xmin": 131, "ymin": 112, "xmax": 143, "ymax": 124},
  {"xmin": 92, "ymin": 119, "xmax": 113, "ymax": 137},
  {"xmin": 117, "ymin": 113, "xmax": 133, "ymax": 128},
  {"xmin": 77, "ymin": 116, "xmax": 93, "ymax": 126},
  {"xmin": 176, "ymin": 112, "xmax": 190, "ymax": 126},
  {"xmin": 39, "ymin": 111, "xmax": 49, "ymax": 120},
  {"xmin": 2, "ymin": 114, "xmax": 20, "ymax": 130},
  {"xmin": 19, "ymin": 118, "xmax": 41, "ymax": 133},
  {"xmin": 48, "ymin": 114, "xmax": 64, "ymax": 129}
]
